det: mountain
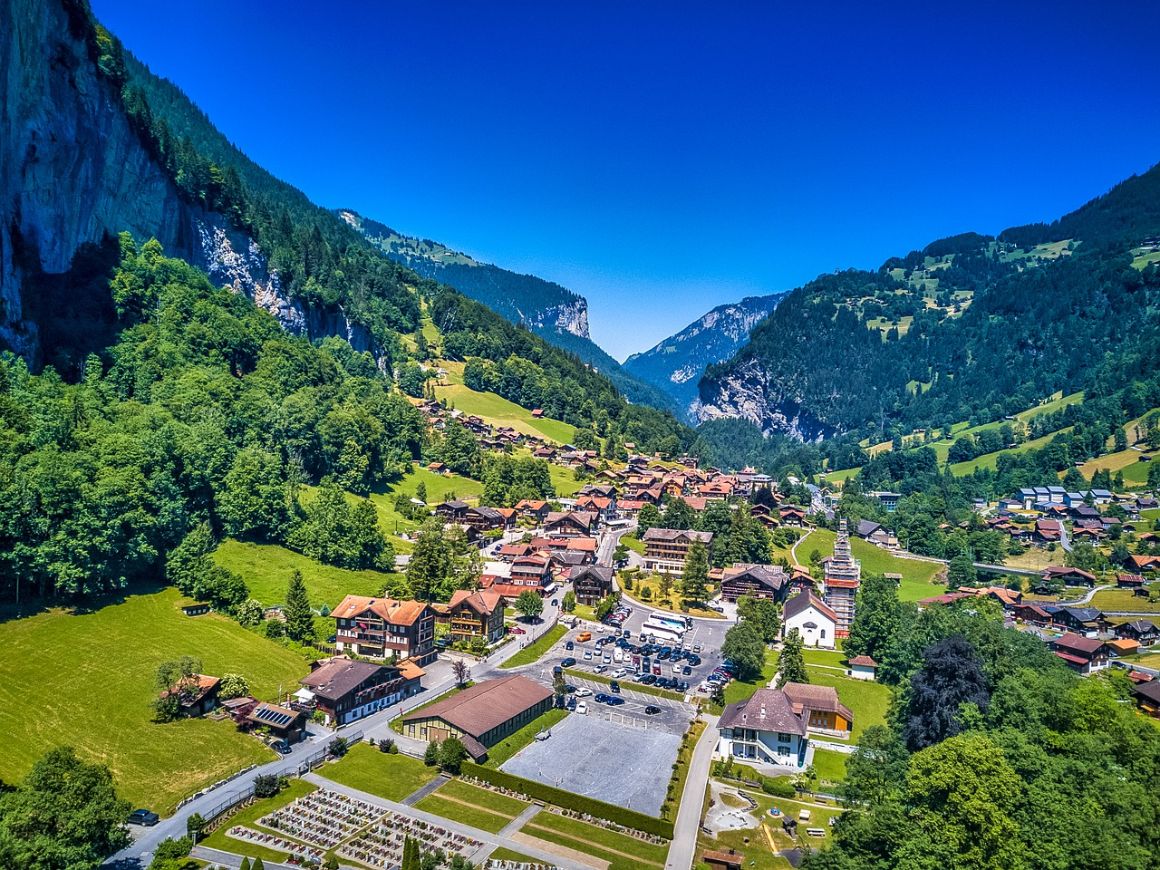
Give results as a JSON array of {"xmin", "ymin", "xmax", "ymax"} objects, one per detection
[
  {"xmin": 696, "ymin": 164, "xmax": 1160, "ymax": 441},
  {"xmin": 623, "ymin": 293, "xmax": 785, "ymax": 416},
  {"xmin": 337, "ymin": 210, "xmax": 590, "ymax": 338},
  {"xmin": 340, "ymin": 208, "xmax": 682, "ymax": 415},
  {"xmin": 0, "ymin": 0, "xmax": 690, "ymax": 454}
]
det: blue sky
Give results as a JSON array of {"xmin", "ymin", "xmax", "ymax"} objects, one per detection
[{"xmin": 92, "ymin": 0, "xmax": 1160, "ymax": 360}]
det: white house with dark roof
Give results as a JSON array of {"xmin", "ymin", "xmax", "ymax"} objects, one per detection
[{"xmin": 716, "ymin": 687, "xmax": 812, "ymax": 770}]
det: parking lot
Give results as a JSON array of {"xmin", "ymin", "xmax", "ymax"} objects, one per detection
[{"xmin": 500, "ymin": 711, "xmax": 682, "ymax": 815}]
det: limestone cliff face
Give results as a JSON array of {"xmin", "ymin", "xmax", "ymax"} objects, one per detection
[
  {"xmin": 692, "ymin": 356, "xmax": 834, "ymax": 442},
  {"xmin": 0, "ymin": 0, "xmax": 376, "ymax": 363}
]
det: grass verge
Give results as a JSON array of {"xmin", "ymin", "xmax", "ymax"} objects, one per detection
[
  {"xmin": 501, "ymin": 624, "xmax": 567, "ymax": 669},
  {"xmin": 320, "ymin": 743, "xmax": 439, "ymax": 802}
]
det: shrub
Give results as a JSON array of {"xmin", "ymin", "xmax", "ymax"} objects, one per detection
[
  {"xmin": 253, "ymin": 774, "xmax": 282, "ymax": 798},
  {"xmin": 761, "ymin": 776, "xmax": 796, "ymax": 798}
]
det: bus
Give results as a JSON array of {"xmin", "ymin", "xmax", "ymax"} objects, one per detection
[
  {"xmin": 649, "ymin": 613, "xmax": 689, "ymax": 633},
  {"xmin": 640, "ymin": 621, "xmax": 684, "ymax": 645}
]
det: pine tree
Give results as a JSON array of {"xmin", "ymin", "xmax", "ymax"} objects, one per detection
[
  {"xmin": 252, "ymin": 859, "xmax": 265, "ymax": 870},
  {"xmin": 681, "ymin": 542, "xmax": 710, "ymax": 606},
  {"xmin": 283, "ymin": 570, "xmax": 314, "ymax": 642},
  {"xmin": 240, "ymin": 858, "xmax": 251, "ymax": 870},
  {"xmin": 777, "ymin": 628, "xmax": 808, "ymax": 687}
]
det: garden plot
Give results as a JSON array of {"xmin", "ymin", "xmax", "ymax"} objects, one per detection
[
  {"xmin": 339, "ymin": 811, "xmax": 484, "ymax": 868},
  {"xmin": 258, "ymin": 788, "xmax": 384, "ymax": 848}
]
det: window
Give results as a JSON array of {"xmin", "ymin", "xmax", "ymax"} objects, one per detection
[{"xmin": 821, "ymin": 629, "xmax": 826, "ymax": 638}]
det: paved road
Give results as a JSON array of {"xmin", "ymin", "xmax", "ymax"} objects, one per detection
[
  {"xmin": 665, "ymin": 714, "xmax": 719, "ymax": 870},
  {"xmin": 1058, "ymin": 583, "xmax": 1112, "ymax": 606},
  {"xmin": 107, "ymin": 594, "xmax": 566, "ymax": 868}
]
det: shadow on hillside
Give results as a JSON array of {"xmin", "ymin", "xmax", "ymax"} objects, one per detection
[{"xmin": 0, "ymin": 579, "xmax": 169, "ymax": 626}]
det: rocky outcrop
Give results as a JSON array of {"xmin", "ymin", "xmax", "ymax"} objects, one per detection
[
  {"xmin": 0, "ymin": 0, "xmax": 378, "ymax": 365},
  {"xmin": 693, "ymin": 356, "xmax": 834, "ymax": 442},
  {"xmin": 623, "ymin": 293, "xmax": 784, "ymax": 415}
]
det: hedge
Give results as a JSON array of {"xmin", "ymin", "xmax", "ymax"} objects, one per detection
[{"xmin": 460, "ymin": 762, "xmax": 675, "ymax": 839}]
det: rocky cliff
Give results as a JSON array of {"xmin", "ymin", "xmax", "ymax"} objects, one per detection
[
  {"xmin": 0, "ymin": 0, "xmax": 374, "ymax": 367},
  {"xmin": 623, "ymin": 293, "xmax": 784, "ymax": 415},
  {"xmin": 691, "ymin": 356, "xmax": 834, "ymax": 442}
]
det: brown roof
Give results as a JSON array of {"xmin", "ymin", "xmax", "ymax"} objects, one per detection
[
  {"xmin": 159, "ymin": 674, "xmax": 220, "ymax": 704},
  {"xmin": 718, "ymin": 688, "xmax": 805, "ymax": 736},
  {"xmin": 332, "ymin": 595, "xmax": 431, "ymax": 626},
  {"xmin": 782, "ymin": 682, "xmax": 854, "ymax": 724},
  {"xmin": 1051, "ymin": 632, "xmax": 1105, "ymax": 655},
  {"xmin": 448, "ymin": 589, "xmax": 505, "ymax": 617},
  {"xmin": 847, "ymin": 655, "xmax": 877, "ymax": 667},
  {"xmin": 641, "ymin": 527, "xmax": 714, "ymax": 544},
  {"xmin": 783, "ymin": 590, "xmax": 837, "ymax": 623},
  {"xmin": 402, "ymin": 676, "xmax": 552, "ymax": 738},
  {"xmin": 300, "ymin": 658, "xmax": 388, "ymax": 701},
  {"xmin": 398, "ymin": 660, "xmax": 426, "ymax": 680}
]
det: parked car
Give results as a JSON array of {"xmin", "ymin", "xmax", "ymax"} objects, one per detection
[
  {"xmin": 683, "ymin": 665, "xmax": 692, "ymax": 675},
  {"xmin": 576, "ymin": 631, "xmax": 592, "ymax": 642},
  {"xmin": 610, "ymin": 680, "xmax": 621, "ymax": 693},
  {"xmin": 607, "ymin": 695, "xmax": 626, "ymax": 706},
  {"xmin": 583, "ymin": 651, "xmax": 593, "ymax": 660},
  {"xmin": 644, "ymin": 705, "xmax": 661, "ymax": 715},
  {"xmin": 510, "ymin": 626, "xmax": 526, "ymax": 635},
  {"xmin": 693, "ymin": 644, "xmax": 702, "ymax": 653},
  {"xmin": 551, "ymin": 598, "xmax": 559, "ymax": 606},
  {"xmin": 595, "ymin": 693, "xmax": 609, "ymax": 703},
  {"xmin": 566, "ymin": 696, "xmax": 577, "ymax": 710},
  {"xmin": 565, "ymin": 641, "xmax": 574, "ymax": 651},
  {"xmin": 575, "ymin": 687, "xmax": 593, "ymax": 697},
  {"xmin": 576, "ymin": 701, "xmax": 589, "ymax": 715},
  {"xmin": 128, "ymin": 809, "xmax": 159, "ymax": 827},
  {"xmin": 561, "ymin": 657, "xmax": 577, "ymax": 667}
]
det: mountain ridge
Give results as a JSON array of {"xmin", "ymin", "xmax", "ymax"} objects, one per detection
[
  {"xmin": 696, "ymin": 162, "xmax": 1160, "ymax": 441},
  {"xmin": 622, "ymin": 292, "xmax": 785, "ymax": 416}
]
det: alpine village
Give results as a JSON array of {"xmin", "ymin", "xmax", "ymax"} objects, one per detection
[{"xmin": 0, "ymin": 3, "xmax": 1159, "ymax": 870}]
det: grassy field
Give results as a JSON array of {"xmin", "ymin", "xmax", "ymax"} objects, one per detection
[
  {"xmin": 1081, "ymin": 448, "xmax": 1153, "ymax": 486},
  {"xmin": 812, "ymin": 748, "xmax": 848, "ymax": 787},
  {"xmin": 201, "ymin": 779, "xmax": 317, "ymax": 863},
  {"xmin": 364, "ymin": 464, "xmax": 486, "ymax": 549},
  {"xmin": 621, "ymin": 535, "xmax": 646, "ymax": 555},
  {"xmin": 805, "ymin": 666, "xmax": 891, "ymax": 743},
  {"xmin": 803, "ymin": 529, "xmax": 944, "ymax": 601},
  {"xmin": 0, "ymin": 587, "xmax": 309, "ymax": 814},
  {"xmin": 434, "ymin": 383, "xmax": 578, "ymax": 444},
  {"xmin": 320, "ymin": 743, "xmax": 439, "ymax": 801},
  {"xmin": 414, "ymin": 780, "xmax": 528, "ymax": 835},
  {"xmin": 1004, "ymin": 546, "xmax": 1060, "ymax": 572},
  {"xmin": 483, "ymin": 708, "xmax": 569, "ymax": 768},
  {"xmin": 213, "ymin": 539, "xmax": 401, "ymax": 610},
  {"xmin": 522, "ymin": 811, "xmax": 668, "ymax": 870},
  {"xmin": 488, "ymin": 848, "xmax": 548, "ymax": 864},
  {"xmin": 624, "ymin": 575, "xmax": 725, "ymax": 619},
  {"xmin": 1090, "ymin": 589, "xmax": 1160, "ymax": 613},
  {"xmin": 501, "ymin": 624, "xmax": 567, "ymax": 669}
]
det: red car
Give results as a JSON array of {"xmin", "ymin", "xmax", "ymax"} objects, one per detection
[{"xmin": 510, "ymin": 626, "xmax": 526, "ymax": 635}]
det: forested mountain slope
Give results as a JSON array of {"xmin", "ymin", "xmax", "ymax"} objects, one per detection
[
  {"xmin": 342, "ymin": 209, "xmax": 681, "ymax": 414},
  {"xmin": 697, "ymin": 164, "xmax": 1160, "ymax": 442},
  {"xmin": 623, "ymin": 292, "xmax": 784, "ymax": 415}
]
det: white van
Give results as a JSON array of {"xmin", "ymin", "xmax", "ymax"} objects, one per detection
[{"xmin": 613, "ymin": 648, "xmax": 624, "ymax": 663}]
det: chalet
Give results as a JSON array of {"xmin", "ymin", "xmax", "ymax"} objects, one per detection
[
  {"xmin": 1050, "ymin": 633, "xmax": 1109, "ymax": 674},
  {"xmin": 716, "ymin": 687, "xmax": 811, "ymax": 769},
  {"xmin": 543, "ymin": 511, "xmax": 597, "ymax": 538},
  {"xmin": 642, "ymin": 527, "xmax": 714, "ymax": 573},
  {"xmin": 1126, "ymin": 554, "xmax": 1160, "ymax": 574},
  {"xmin": 496, "ymin": 543, "xmax": 533, "ymax": 562},
  {"xmin": 159, "ymin": 674, "xmax": 221, "ymax": 718},
  {"xmin": 514, "ymin": 500, "xmax": 551, "ymax": 522},
  {"xmin": 1070, "ymin": 503, "xmax": 1102, "ymax": 522},
  {"xmin": 1011, "ymin": 603, "xmax": 1053, "ymax": 626},
  {"xmin": 617, "ymin": 499, "xmax": 647, "ymax": 517},
  {"xmin": 445, "ymin": 589, "xmax": 506, "ymax": 643},
  {"xmin": 1117, "ymin": 573, "xmax": 1147, "ymax": 589},
  {"xmin": 298, "ymin": 657, "xmax": 424, "ymax": 726},
  {"xmin": 1041, "ymin": 565, "xmax": 1098, "ymax": 588},
  {"xmin": 783, "ymin": 682, "xmax": 854, "ymax": 739},
  {"xmin": 463, "ymin": 506, "xmax": 508, "ymax": 532},
  {"xmin": 1107, "ymin": 638, "xmax": 1141, "ymax": 658},
  {"xmin": 719, "ymin": 564, "xmax": 789, "ymax": 602},
  {"xmin": 434, "ymin": 500, "xmax": 470, "ymax": 522},
  {"xmin": 1132, "ymin": 679, "xmax": 1160, "ymax": 718},
  {"xmin": 570, "ymin": 565, "xmax": 615, "ymax": 605},
  {"xmin": 400, "ymin": 676, "xmax": 553, "ymax": 761},
  {"xmin": 506, "ymin": 553, "xmax": 553, "ymax": 592},
  {"xmin": 854, "ymin": 520, "xmax": 898, "ymax": 549},
  {"xmin": 575, "ymin": 495, "xmax": 615, "ymax": 525},
  {"xmin": 1047, "ymin": 605, "xmax": 1108, "ymax": 635},
  {"xmin": 778, "ymin": 506, "xmax": 808, "ymax": 527},
  {"xmin": 1034, "ymin": 519, "xmax": 1062, "ymax": 544},
  {"xmin": 782, "ymin": 591, "xmax": 838, "ymax": 649},
  {"xmin": 1116, "ymin": 619, "xmax": 1159, "ymax": 646},
  {"xmin": 846, "ymin": 655, "xmax": 878, "ymax": 681},
  {"xmin": 332, "ymin": 595, "xmax": 436, "ymax": 663},
  {"xmin": 426, "ymin": 461, "xmax": 446, "ymax": 472}
]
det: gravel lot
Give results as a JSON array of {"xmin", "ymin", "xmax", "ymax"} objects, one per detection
[{"xmin": 500, "ymin": 711, "xmax": 682, "ymax": 815}]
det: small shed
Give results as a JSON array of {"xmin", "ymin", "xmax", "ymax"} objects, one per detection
[
  {"xmin": 181, "ymin": 603, "xmax": 211, "ymax": 617},
  {"xmin": 846, "ymin": 654, "xmax": 878, "ymax": 682},
  {"xmin": 702, "ymin": 850, "xmax": 744, "ymax": 870}
]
